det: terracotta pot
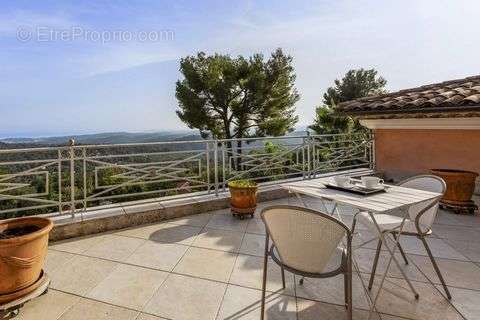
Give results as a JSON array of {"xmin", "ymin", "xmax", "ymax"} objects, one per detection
[
  {"xmin": 228, "ymin": 184, "xmax": 258, "ymax": 218},
  {"xmin": 430, "ymin": 169, "xmax": 478, "ymax": 213},
  {"xmin": 0, "ymin": 217, "xmax": 53, "ymax": 303}
]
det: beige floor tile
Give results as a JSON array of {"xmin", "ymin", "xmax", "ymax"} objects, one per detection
[
  {"xmin": 136, "ymin": 313, "xmax": 168, "ymax": 320},
  {"xmin": 239, "ymin": 233, "xmax": 265, "ymax": 257},
  {"xmin": 50, "ymin": 255, "xmax": 118, "ymax": 296},
  {"xmin": 59, "ymin": 298, "xmax": 138, "ymax": 320},
  {"xmin": 206, "ymin": 213, "xmax": 249, "ymax": 232},
  {"xmin": 353, "ymin": 248, "xmax": 428, "ymax": 283},
  {"xmin": 44, "ymin": 250, "xmax": 75, "ymax": 274},
  {"xmin": 246, "ymin": 218, "xmax": 266, "ymax": 235},
  {"xmin": 410, "ymin": 255, "xmax": 480, "ymax": 290},
  {"xmin": 436, "ymin": 285, "xmax": 480, "ymax": 320},
  {"xmin": 297, "ymin": 298, "xmax": 381, "ymax": 320},
  {"xmin": 368, "ymin": 277, "xmax": 463, "ymax": 320},
  {"xmin": 169, "ymin": 213, "xmax": 212, "ymax": 227},
  {"xmin": 173, "ymin": 247, "xmax": 237, "ymax": 282},
  {"xmin": 15, "ymin": 290, "xmax": 79, "ymax": 320},
  {"xmin": 380, "ymin": 315, "xmax": 414, "ymax": 320},
  {"xmin": 148, "ymin": 223, "xmax": 202, "ymax": 245},
  {"xmin": 398, "ymin": 236, "xmax": 468, "ymax": 261},
  {"xmin": 216, "ymin": 285, "xmax": 296, "ymax": 320},
  {"xmin": 126, "ymin": 241, "xmax": 188, "ymax": 271},
  {"xmin": 229, "ymin": 254, "xmax": 295, "ymax": 295},
  {"xmin": 433, "ymin": 225, "xmax": 480, "ymax": 242},
  {"xmin": 446, "ymin": 238, "xmax": 480, "ymax": 262},
  {"xmin": 433, "ymin": 210, "xmax": 459, "ymax": 225},
  {"xmin": 192, "ymin": 228, "xmax": 244, "ymax": 252},
  {"xmin": 115, "ymin": 223, "xmax": 166, "ymax": 239},
  {"xmin": 207, "ymin": 208, "xmax": 231, "ymax": 215},
  {"xmin": 295, "ymin": 274, "xmax": 370, "ymax": 310},
  {"xmin": 256, "ymin": 199, "xmax": 291, "ymax": 211},
  {"xmin": 435, "ymin": 210, "xmax": 480, "ymax": 228},
  {"xmin": 87, "ymin": 264, "xmax": 168, "ymax": 310},
  {"xmin": 49, "ymin": 234, "xmax": 106, "ymax": 254},
  {"xmin": 83, "ymin": 235, "xmax": 145, "ymax": 261},
  {"xmin": 143, "ymin": 273, "xmax": 227, "ymax": 320}
]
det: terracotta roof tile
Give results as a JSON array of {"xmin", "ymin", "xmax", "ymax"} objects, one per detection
[{"xmin": 336, "ymin": 75, "xmax": 480, "ymax": 118}]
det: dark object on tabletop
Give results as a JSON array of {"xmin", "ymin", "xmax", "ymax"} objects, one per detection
[
  {"xmin": 228, "ymin": 180, "xmax": 258, "ymax": 219},
  {"xmin": 325, "ymin": 181, "xmax": 387, "ymax": 196},
  {"xmin": 430, "ymin": 169, "xmax": 478, "ymax": 215}
]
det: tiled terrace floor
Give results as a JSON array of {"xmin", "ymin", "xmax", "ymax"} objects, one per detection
[{"xmin": 18, "ymin": 196, "xmax": 480, "ymax": 320}]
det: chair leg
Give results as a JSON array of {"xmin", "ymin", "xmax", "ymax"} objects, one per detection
[
  {"xmin": 351, "ymin": 215, "xmax": 357, "ymax": 234},
  {"xmin": 280, "ymin": 266, "xmax": 286, "ymax": 289},
  {"xmin": 346, "ymin": 254, "xmax": 353, "ymax": 320},
  {"xmin": 261, "ymin": 235, "xmax": 269, "ymax": 320},
  {"xmin": 420, "ymin": 236, "xmax": 452, "ymax": 300},
  {"xmin": 392, "ymin": 233, "xmax": 409, "ymax": 265},
  {"xmin": 368, "ymin": 239, "xmax": 382, "ymax": 290}
]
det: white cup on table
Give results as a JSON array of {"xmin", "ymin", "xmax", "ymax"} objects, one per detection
[
  {"xmin": 361, "ymin": 176, "xmax": 384, "ymax": 189},
  {"xmin": 333, "ymin": 175, "xmax": 351, "ymax": 187}
]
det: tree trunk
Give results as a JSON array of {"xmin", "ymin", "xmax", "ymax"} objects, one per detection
[
  {"xmin": 236, "ymin": 139, "xmax": 243, "ymax": 171},
  {"xmin": 223, "ymin": 122, "xmax": 234, "ymax": 173}
]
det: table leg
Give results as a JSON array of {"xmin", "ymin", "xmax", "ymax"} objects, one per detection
[
  {"xmin": 366, "ymin": 208, "xmax": 418, "ymax": 320},
  {"xmin": 330, "ymin": 204, "xmax": 379, "ymax": 314}
]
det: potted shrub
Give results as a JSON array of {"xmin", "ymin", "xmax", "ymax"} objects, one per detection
[
  {"xmin": 228, "ymin": 180, "xmax": 258, "ymax": 219},
  {"xmin": 0, "ymin": 217, "xmax": 53, "ymax": 304}
]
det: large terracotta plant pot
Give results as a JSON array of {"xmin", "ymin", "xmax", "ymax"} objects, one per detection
[
  {"xmin": 430, "ymin": 169, "xmax": 479, "ymax": 214},
  {"xmin": 228, "ymin": 180, "xmax": 258, "ymax": 219},
  {"xmin": 0, "ymin": 217, "xmax": 53, "ymax": 304}
]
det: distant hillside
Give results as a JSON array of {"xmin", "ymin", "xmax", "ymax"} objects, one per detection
[{"xmin": 0, "ymin": 130, "xmax": 200, "ymax": 146}]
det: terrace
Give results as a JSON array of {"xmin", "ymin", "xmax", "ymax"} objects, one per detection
[
  {"xmin": 1, "ymin": 133, "xmax": 480, "ymax": 320},
  {"xmin": 19, "ymin": 197, "xmax": 480, "ymax": 320}
]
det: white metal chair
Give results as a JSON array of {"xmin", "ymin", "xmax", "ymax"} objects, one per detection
[
  {"xmin": 352, "ymin": 174, "xmax": 451, "ymax": 299},
  {"xmin": 260, "ymin": 205, "xmax": 353, "ymax": 320}
]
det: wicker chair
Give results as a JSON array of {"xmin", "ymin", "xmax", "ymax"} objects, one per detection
[
  {"xmin": 260, "ymin": 205, "xmax": 353, "ymax": 320},
  {"xmin": 353, "ymin": 174, "xmax": 451, "ymax": 299}
]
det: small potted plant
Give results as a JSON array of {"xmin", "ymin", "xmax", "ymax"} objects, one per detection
[{"xmin": 228, "ymin": 179, "xmax": 258, "ymax": 219}]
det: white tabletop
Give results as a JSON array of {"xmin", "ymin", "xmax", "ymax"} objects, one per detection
[{"xmin": 281, "ymin": 177, "xmax": 442, "ymax": 214}]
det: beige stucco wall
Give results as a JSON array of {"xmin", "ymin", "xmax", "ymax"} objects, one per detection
[{"xmin": 374, "ymin": 129, "xmax": 480, "ymax": 190}]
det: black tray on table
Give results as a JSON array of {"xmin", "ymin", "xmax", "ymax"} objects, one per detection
[{"xmin": 324, "ymin": 182, "xmax": 387, "ymax": 196}]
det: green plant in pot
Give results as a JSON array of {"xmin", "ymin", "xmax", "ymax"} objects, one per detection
[{"xmin": 228, "ymin": 180, "xmax": 258, "ymax": 219}]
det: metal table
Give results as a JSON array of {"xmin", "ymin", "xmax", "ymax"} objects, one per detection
[{"xmin": 281, "ymin": 177, "xmax": 442, "ymax": 318}]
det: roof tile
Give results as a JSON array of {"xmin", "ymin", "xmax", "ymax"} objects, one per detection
[{"xmin": 336, "ymin": 75, "xmax": 480, "ymax": 117}]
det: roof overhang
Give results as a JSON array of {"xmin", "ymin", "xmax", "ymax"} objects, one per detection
[
  {"xmin": 336, "ymin": 105, "xmax": 480, "ymax": 118},
  {"xmin": 360, "ymin": 117, "xmax": 480, "ymax": 130}
]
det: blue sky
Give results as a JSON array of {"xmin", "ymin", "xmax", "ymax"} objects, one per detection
[{"xmin": 1, "ymin": 0, "xmax": 479, "ymax": 137}]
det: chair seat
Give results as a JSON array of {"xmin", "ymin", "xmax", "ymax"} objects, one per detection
[{"xmin": 356, "ymin": 212, "xmax": 430, "ymax": 235}]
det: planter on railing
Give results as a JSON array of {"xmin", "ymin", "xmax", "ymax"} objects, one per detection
[
  {"xmin": 0, "ymin": 217, "xmax": 53, "ymax": 304},
  {"xmin": 430, "ymin": 169, "xmax": 479, "ymax": 214}
]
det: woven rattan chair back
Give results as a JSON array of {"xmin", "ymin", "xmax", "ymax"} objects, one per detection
[
  {"xmin": 399, "ymin": 175, "xmax": 446, "ymax": 232},
  {"xmin": 261, "ymin": 206, "xmax": 347, "ymax": 274}
]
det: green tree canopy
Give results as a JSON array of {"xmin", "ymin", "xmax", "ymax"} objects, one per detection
[
  {"xmin": 175, "ymin": 49, "xmax": 300, "ymax": 140},
  {"xmin": 309, "ymin": 68, "xmax": 387, "ymax": 135}
]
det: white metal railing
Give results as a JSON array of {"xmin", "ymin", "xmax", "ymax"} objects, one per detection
[{"xmin": 0, "ymin": 133, "xmax": 373, "ymax": 218}]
